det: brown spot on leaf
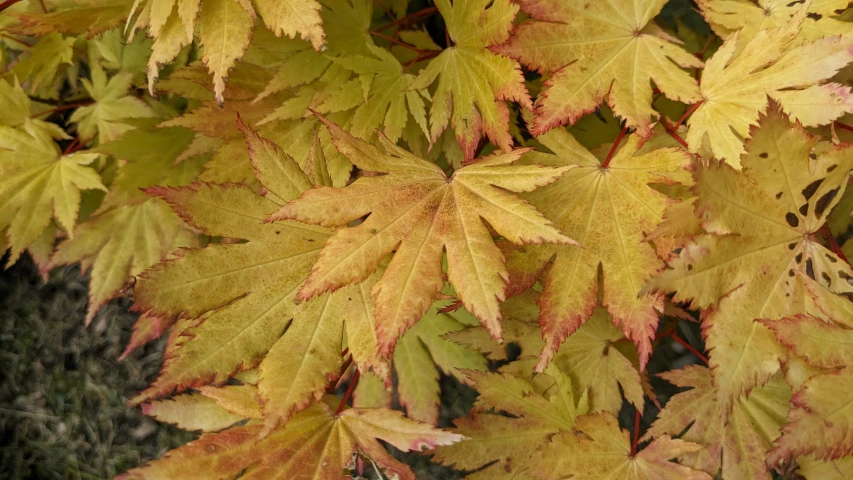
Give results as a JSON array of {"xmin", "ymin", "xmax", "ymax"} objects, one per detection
[
  {"xmin": 796, "ymin": 253, "xmax": 803, "ymax": 264},
  {"xmin": 815, "ymin": 188, "xmax": 839, "ymax": 217},
  {"xmin": 799, "ymin": 204, "xmax": 809, "ymax": 216},
  {"xmin": 776, "ymin": 192, "xmax": 783, "ymax": 200},
  {"xmin": 759, "ymin": 152, "xmax": 768, "ymax": 158},
  {"xmin": 805, "ymin": 259, "xmax": 815, "ymax": 280},
  {"xmin": 786, "ymin": 212, "xmax": 799, "ymax": 228},
  {"xmin": 802, "ymin": 179, "xmax": 823, "ymax": 200},
  {"xmin": 826, "ymin": 254, "xmax": 838, "ymax": 263},
  {"xmin": 822, "ymin": 272, "xmax": 832, "ymax": 287},
  {"xmin": 788, "ymin": 243, "xmax": 797, "ymax": 250}
]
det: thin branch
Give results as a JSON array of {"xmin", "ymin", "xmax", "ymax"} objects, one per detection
[
  {"xmin": 369, "ymin": 30, "xmax": 423, "ymax": 53},
  {"xmin": 34, "ymin": 101, "xmax": 94, "ymax": 118},
  {"xmin": 601, "ymin": 124, "xmax": 629, "ymax": 168},
  {"xmin": 335, "ymin": 368, "xmax": 360, "ymax": 415},
  {"xmin": 668, "ymin": 332, "xmax": 709, "ymax": 364},
  {"xmin": 403, "ymin": 49, "xmax": 440, "ymax": 69},
  {"xmin": 631, "ymin": 407, "xmax": 642, "ymax": 456},
  {"xmin": 835, "ymin": 121, "xmax": 853, "ymax": 134},
  {"xmin": 376, "ymin": 6, "xmax": 438, "ymax": 32},
  {"xmin": 674, "ymin": 100, "xmax": 704, "ymax": 130},
  {"xmin": 0, "ymin": 0, "xmax": 23, "ymax": 13},
  {"xmin": 661, "ymin": 118, "xmax": 689, "ymax": 148}
]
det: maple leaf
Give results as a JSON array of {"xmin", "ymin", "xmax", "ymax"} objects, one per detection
[
  {"xmin": 198, "ymin": 0, "xmax": 254, "ymax": 104},
  {"xmin": 452, "ymin": 292, "xmax": 645, "ymax": 414},
  {"xmin": 130, "ymin": 124, "xmax": 387, "ymax": 431},
  {"xmin": 70, "ymin": 63, "xmax": 155, "ymax": 142},
  {"xmin": 684, "ymin": 10, "xmax": 853, "ymax": 164},
  {"xmin": 697, "ymin": 0, "xmax": 851, "ymax": 47},
  {"xmin": 798, "ymin": 455, "xmax": 853, "ymax": 479},
  {"xmin": 767, "ymin": 366, "xmax": 853, "ymax": 465},
  {"xmin": 11, "ymin": 33, "xmax": 75, "ymax": 96},
  {"xmin": 648, "ymin": 109, "xmax": 853, "ymax": 412},
  {"xmin": 142, "ymin": 384, "xmax": 259, "ymax": 432},
  {"xmin": 275, "ymin": 113, "xmax": 573, "ymax": 354},
  {"xmin": 530, "ymin": 412, "xmax": 712, "ymax": 480},
  {"xmin": 331, "ymin": 44, "xmax": 430, "ymax": 143},
  {"xmin": 507, "ymin": 125, "xmax": 689, "ymax": 370},
  {"xmin": 409, "ymin": 0, "xmax": 532, "ymax": 159},
  {"xmin": 119, "ymin": 313, "xmax": 178, "ymax": 360},
  {"xmin": 763, "ymin": 314, "xmax": 853, "ymax": 370},
  {"xmin": 494, "ymin": 0, "xmax": 702, "ymax": 138},
  {"xmin": 394, "ymin": 300, "xmax": 487, "ymax": 424},
  {"xmin": 432, "ymin": 368, "xmax": 589, "ymax": 480},
  {"xmin": 48, "ymin": 198, "xmax": 198, "ymax": 323},
  {"xmin": 121, "ymin": 400, "xmax": 462, "ymax": 480},
  {"xmin": 644, "ymin": 365, "xmax": 791, "ymax": 479},
  {"xmin": 6, "ymin": 0, "xmax": 129, "ymax": 38},
  {"xmin": 0, "ymin": 121, "xmax": 105, "ymax": 266}
]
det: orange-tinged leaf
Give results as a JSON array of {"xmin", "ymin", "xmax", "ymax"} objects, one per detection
[
  {"xmin": 530, "ymin": 412, "xmax": 713, "ymax": 480},
  {"xmin": 762, "ymin": 314, "xmax": 853, "ymax": 369},
  {"xmin": 120, "ymin": 313, "xmax": 178, "ymax": 360},
  {"xmin": 410, "ymin": 0, "xmax": 531, "ymax": 159},
  {"xmin": 511, "ymin": 126, "xmax": 688, "ymax": 370},
  {"xmin": 648, "ymin": 109, "xmax": 853, "ymax": 412},
  {"xmin": 496, "ymin": 0, "xmax": 702, "ymax": 137},
  {"xmin": 49, "ymin": 198, "xmax": 196, "ymax": 323},
  {"xmin": 644, "ymin": 365, "xmax": 791, "ymax": 479},
  {"xmin": 276, "ymin": 114, "xmax": 574, "ymax": 354},
  {"xmin": 131, "ymin": 127, "xmax": 385, "ymax": 426},
  {"xmin": 121, "ymin": 402, "xmax": 462, "ymax": 480},
  {"xmin": 768, "ymin": 367, "xmax": 853, "ymax": 464}
]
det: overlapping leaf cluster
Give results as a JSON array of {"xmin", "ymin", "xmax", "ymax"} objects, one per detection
[{"xmin": 3, "ymin": 0, "xmax": 853, "ymax": 478}]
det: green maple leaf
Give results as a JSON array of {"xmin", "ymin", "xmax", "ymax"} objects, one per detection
[
  {"xmin": 0, "ymin": 121, "xmax": 105, "ymax": 265},
  {"xmin": 70, "ymin": 63, "xmax": 155, "ymax": 142},
  {"xmin": 410, "ymin": 0, "xmax": 532, "ymax": 159}
]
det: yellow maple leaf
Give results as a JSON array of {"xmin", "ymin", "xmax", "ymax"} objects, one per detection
[
  {"xmin": 0, "ymin": 121, "xmax": 106, "ymax": 265},
  {"xmin": 685, "ymin": 9, "xmax": 853, "ymax": 164},
  {"xmin": 121, "ymin": 399, "xmax": 462, "ymax": 480},
  {"xmin": 131, "ymin": 0, "xmax": 324, "ymax": 102},
  {"xmin": 648, "ymin": 109, "xmax": 853, "ymax": 413},
  {"xmin": 131, "ymin": 124, "xmax": 388, "ymax": 432},
  {"xmin": 697, "ymin": 0, "xmax": 850, "ymax": 47},
  {"xmin": 508, "ymin": 125, "xmax": 689, "ymax": 370},
  {"xmin": 494, "ymin": 0, "xmax": 703, "ymax": 138},
  {"xmin": 432, "ymin": 368, "xmax": 588, "ymax": 480},
  {"xmin": 644, "ymin": 365, "xmax": 791, "ymax": 479},
  {"xmin": 276, "ymin": 113, "xmax": 574, "ymax": 354},
  {"xmin": 768, "ymin": 366, "xmax": 853, "ymax": 465},
  {"xmin": 410, "ymin": 0, "xmax": 532, "ymax": 159},
  {"xmin": 70, "ymin": 63, "xmax": 155, "ymax": 142},
  {"xmin": 7, "ymin": 0, "xmax": 129, "ymax": 38},
  {"xmin": 531, "ymin": 411, "xmax": 712, "ymax": 480}
]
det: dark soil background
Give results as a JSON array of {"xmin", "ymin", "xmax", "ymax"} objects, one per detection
[{"xmin": 0, "ymin": 257, "xmax": 192, "ymax": 480}]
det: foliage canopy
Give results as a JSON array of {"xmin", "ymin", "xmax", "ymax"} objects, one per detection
[{"xmin": 2, "ymin": 0, "xmax": 853, "ymax": 478}]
